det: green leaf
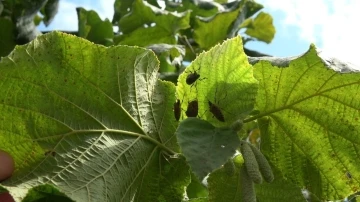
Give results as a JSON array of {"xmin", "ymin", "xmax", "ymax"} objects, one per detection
[
  {"xmin": 77, "ymin": 7, "xmax": 114, "ymax": 46},
  {"xmin": 22, "ymin": 184, "xmax": 74, "ymax": 202},
  {"xmin": 33, "ymin": 14, "xmax": 43, "ymax": 26},
  {"xmin": 186, "ymin": 198, "xmax": 209, "ymax": 202},
  {"xmin": 112, "ymin": 0, "xmax": 134, "ymax": 24},
  {"xmin": 214, "ymin": 0, "xmax": 228, "ymax": 4},
  {"xmin": 255, "ymin": 168, "xmax": 310, "ymax": 202},
  {"xmin": 157, "ymin": 156, "xmax": 191, "ymax": 202},
  {"xmin": 116, "ymin": 26, "xmax": 177, "ymax": 46},
  {"xmin": 176, "ymin": 118, "xmax": 240, "ymax": 180},
  {"xmin": 186, "ymin": 173, "xmax": 209, "ymax": 199},
  {"xmin": 146, "ymin": 0, "xmax": 160, "ymax": 8},
  {"xmin": 0, "ymin": 17, "xmax": 16, "ymax": 57},
  {"xmin": 0, "ymin": 31, "xmax": 189, "ymax": 202},
  {"xmin": 177, "ymin": 36, "xmax": 258, "ymax": 127},
  {"xmin": 208, "ymin": 157, "xmax": 308, "ymax": 202},
  {"xmin": 252, "ymin": 45, "xmax": 360, "ymax": 200},
  {"xmin": 119, "ymin": 0, "xmax": 190, "ymax": 34},
  {"xmin": 207, "ymin": 163, "xmax": 248, "ymax": 202},
  {"xmin": 193, "ymin": 6, "xmax": 241, "ymax": 49},
  {"xmin": 40, "ymin": 0, "xmax": 59, "ymax": 26},
  {"xmin": 115, "ymin": 0, "xmax": 190, "ymax": 46},
  {"xmin": 0, "ymin": 185, "xmax": 8, "ymax": 193},
  {"xmin": 193, "ymin": 0, "xmax": 265, "ymax": 49},
  {"xmin": 165, "ymin": 0, "xmax": 220, "ymax": 18},
  {"xmin": 0, "ymin": 1, "xmax": 3, "ymax": 15},
  {"xmin": 159, "ymin": 72, "xmax": 180, "ymax": 84},
  {"xmin": 244, "ymin": 12, "xmax": 275, "ymax": 43},
  {"xmin": 147, "ymin": 44, "xmax": 185, "ymax": 72},
  {"xmin": 244, "ymin": 0, "xmax": 264, "ymax": 18}
]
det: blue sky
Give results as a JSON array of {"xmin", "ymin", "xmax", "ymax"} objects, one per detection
[{"xmin": 38, "ymin": 0, "xmax": 360, "ymax": 67}]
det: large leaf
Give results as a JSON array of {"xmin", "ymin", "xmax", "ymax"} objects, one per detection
[
  {"xmin": 77, "ymin": 8, "xmax": 114, "ymax": 46},
  {"xmin": 251, "ymin": 45, "xmax": 360, "ymax": 200},
  {"xmin": 0, "ymin": 31, "xmax": 190, "ymax": 202}
]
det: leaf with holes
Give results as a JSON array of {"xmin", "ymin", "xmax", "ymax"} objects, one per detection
[
  {"xmin": 0, "ymin": 31, "xmax": 190, "ymax": 202},
  {"xmin": 253, "ymin": 45, "xmax": 360, "ymax": 200}
]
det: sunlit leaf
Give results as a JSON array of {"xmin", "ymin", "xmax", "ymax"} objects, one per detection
[
  {"xmin": 177, "ymin": 36, "xmax": 258, "ymax": 127},
  {"xmin": 253, "ymin": 45, "xmax": 360, "ymax": 200}
]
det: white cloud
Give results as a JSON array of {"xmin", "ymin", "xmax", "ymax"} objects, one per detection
[
  {"xmin": 257, "ymin": 0, "xmax": 360, "ymax": 68},
  {"xmin": 40, "ymin": 0, "xmax": 115, "ymax": 31},
  {"xmin": 98, "ymin": 0, "xmax": 115, "ymax": 21}
]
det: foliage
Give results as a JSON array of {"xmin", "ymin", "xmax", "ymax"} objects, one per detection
[{"xmin": 0, "ymin": 0, "xmax": 359, "ymax": 202}]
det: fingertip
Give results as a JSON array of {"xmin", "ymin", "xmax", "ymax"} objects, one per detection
[
  {"xmin": 0, "ymin": 150, "xmax": 15, "ymax": 182},
  {"xmin": 0, "ymin": 192, "xmax": 15, "ymax": 202}
]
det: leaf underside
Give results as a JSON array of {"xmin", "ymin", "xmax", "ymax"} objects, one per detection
[{"xmin": 0, "ymin": 31, "xmax": 189, "ymax": 202}]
